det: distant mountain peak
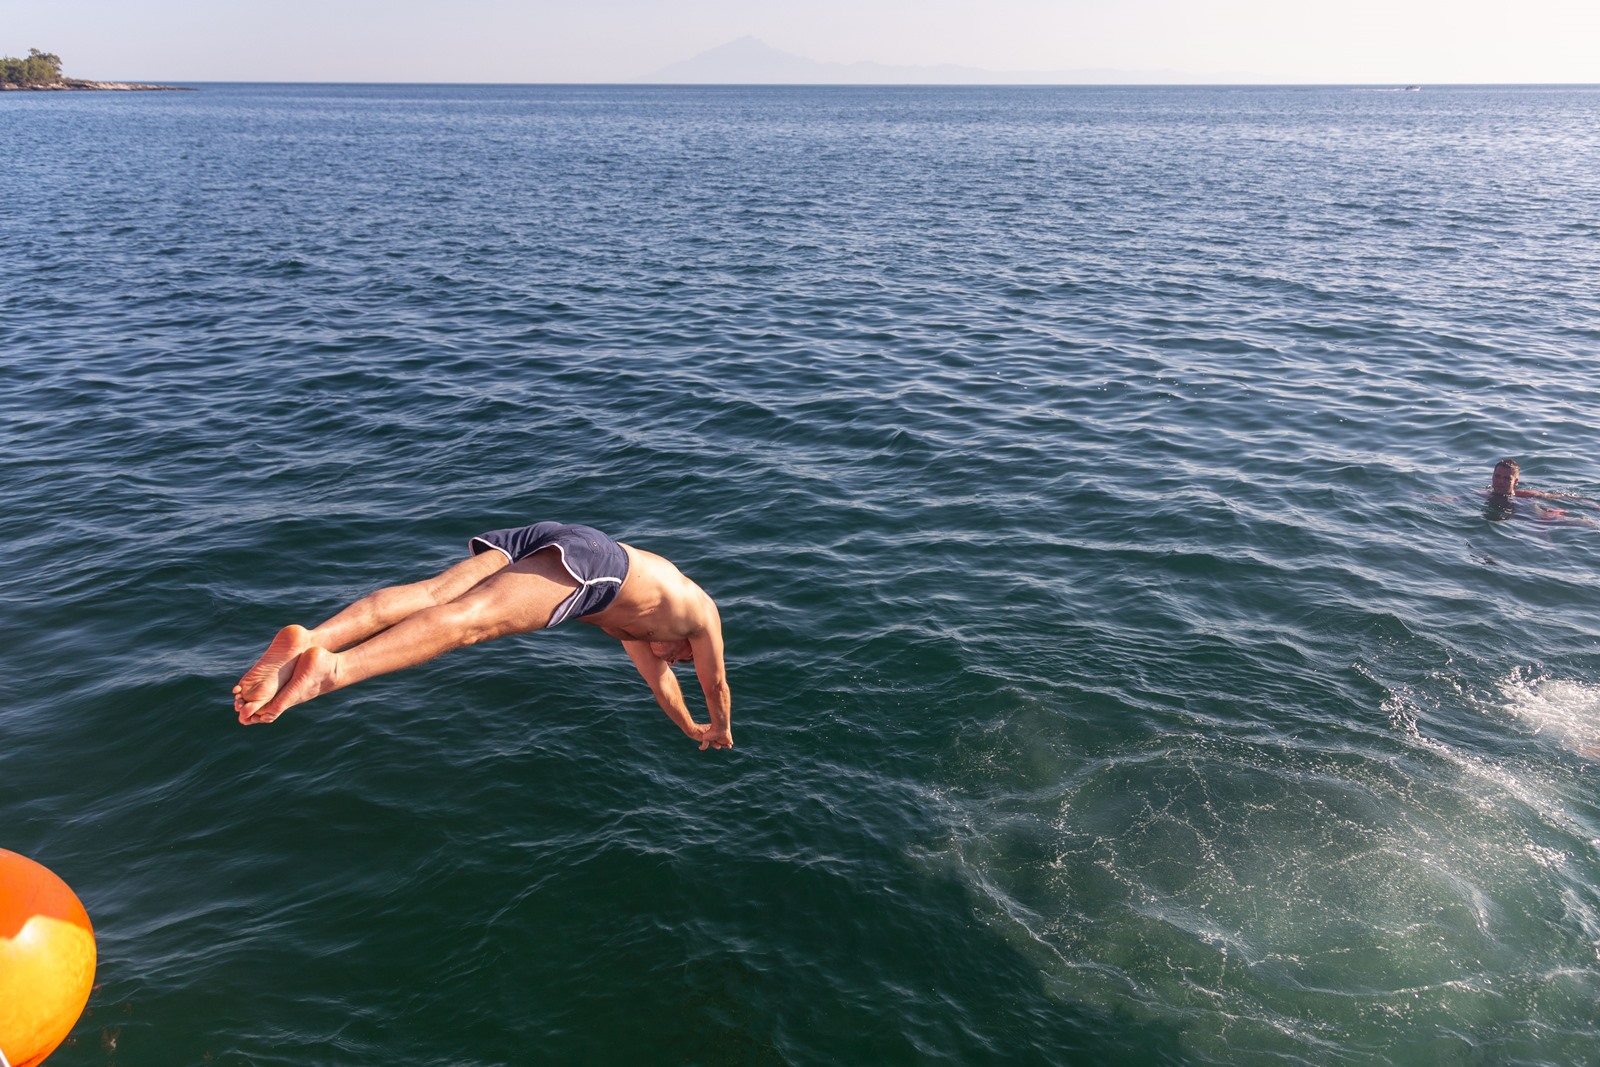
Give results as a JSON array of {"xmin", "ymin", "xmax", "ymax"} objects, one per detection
[
  {"xmin": 643, "ymin": 36, "xmax": 850, "ymax": 84},
  {"xmin": 640, "ymin": 36, "xmax": 1224, "ymax": 85}
]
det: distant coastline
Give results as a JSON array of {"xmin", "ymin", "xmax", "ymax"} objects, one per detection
[
  {"xmin": 1, "ymin": 79, "xmax": 190, "ymax": 92},
  {"xmin": 1, "ymin": 47, "xmax": 189, "ymax": 92}
]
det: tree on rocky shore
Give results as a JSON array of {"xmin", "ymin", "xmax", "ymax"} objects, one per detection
[{"xmin": 1, "ymin": 48, "xmax": 66, "ymax": 86}]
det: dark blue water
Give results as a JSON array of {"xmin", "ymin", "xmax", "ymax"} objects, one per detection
[{"xmin": 4, "ymin": 83, "xmax": 1600, "ymax": 1065}]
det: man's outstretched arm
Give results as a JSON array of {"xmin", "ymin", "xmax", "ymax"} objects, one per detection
[
  {"xmin": 688, "ymin": 608, "xmax": 731, "ymax": 750},
  {"xmin": 1515, "ymin": 487, "xmax": 1592, "ymax": 502},
  {"xmin": 623, "ymin": 640, "xmax": 726, "ymax": 749}
]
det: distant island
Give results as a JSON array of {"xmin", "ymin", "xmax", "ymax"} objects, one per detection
[{"xmin": 1, "ymin": 48, "xmax": 187, "ymax": 91}]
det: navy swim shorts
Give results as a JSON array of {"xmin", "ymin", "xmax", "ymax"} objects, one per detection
[{"xmin": 468, "ymin": 521, "xmax": 630, "ymax": 627}]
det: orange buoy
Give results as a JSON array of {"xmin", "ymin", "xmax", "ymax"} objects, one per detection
[{"xmin": 0, "ymin": 849, "xmax": 96, "ymax": 1067}]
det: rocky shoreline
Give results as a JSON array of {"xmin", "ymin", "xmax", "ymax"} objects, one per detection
[{"xmin": 2, "ymin": 79, "xmax": 191, "ymax": 91}]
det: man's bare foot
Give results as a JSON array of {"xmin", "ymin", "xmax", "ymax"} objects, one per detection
[
  {"xmin": 244, "ymin": 646, "xmax": 341, "ymax": 724},
  {"xmin": 233, "ymin": 624, "xmax": 315, "ymax": 717}
]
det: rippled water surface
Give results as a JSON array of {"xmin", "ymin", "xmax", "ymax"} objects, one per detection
[{"xmin": 5, "ymin": 84, "xmax": 1600, "ymax": 1065}]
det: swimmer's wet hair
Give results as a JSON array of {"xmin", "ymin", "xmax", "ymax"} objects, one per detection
[{"xmin": 1495, "ymin": 458, "xmax": 1520, "ymax": 474}]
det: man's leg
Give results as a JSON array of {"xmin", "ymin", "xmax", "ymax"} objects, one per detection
[
  {"xmin": 234, "ymin": 552, "xmax": 511, "ymax": 718},
  {"xmin": 244, "ymin": 550, "xmax": 580, "ymax": 724}
]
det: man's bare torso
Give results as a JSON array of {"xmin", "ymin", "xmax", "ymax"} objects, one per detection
[{"xmin": 585, "ymin": 543, "xmax": 715, "ymax": 645}]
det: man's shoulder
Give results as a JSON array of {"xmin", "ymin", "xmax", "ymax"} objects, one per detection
[
  {"xmin": 615, "ymin": 545, "xmax": 714, "ymax": 614},
  {"xmin": 621, "ymin": 542, "xmax": 684, "ymax": 584}
]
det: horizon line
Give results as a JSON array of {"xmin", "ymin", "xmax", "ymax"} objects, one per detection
[{"xmin": 67, "ymin": 79, "xmax": 1600, "ymax": 88}]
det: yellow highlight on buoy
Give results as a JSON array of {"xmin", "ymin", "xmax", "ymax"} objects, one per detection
[{"xmin": 0, "ymin": 849, "xmax": 96, "ymax": 1067}]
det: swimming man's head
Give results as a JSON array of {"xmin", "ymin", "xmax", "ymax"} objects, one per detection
[{"xmin": 1492, "ymin": 458, "xmax": 1520, "ymax": 496}]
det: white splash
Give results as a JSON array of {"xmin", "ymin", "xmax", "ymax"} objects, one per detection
[{"xmin": 1497, "ymin": 673, "xmax": 1600, "ymax": 756}]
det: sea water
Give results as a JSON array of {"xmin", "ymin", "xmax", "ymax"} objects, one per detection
[{"xmin": 3, "ymin": 83, "xmax": 1600, "ymax": 1065}]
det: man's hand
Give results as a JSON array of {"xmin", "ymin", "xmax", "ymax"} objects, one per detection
[{"xmin": 694, "ymin": 722, "xmax": 733, "ymax": 751}]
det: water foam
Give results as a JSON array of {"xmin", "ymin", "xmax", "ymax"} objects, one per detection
[
  {"xmin": 934, "ymin": 673, "xmax": 1600, "ymax": 1064},
  {"xmin": 1495, "ymin": 671, "xmax": 1600, "ymax": 756}
]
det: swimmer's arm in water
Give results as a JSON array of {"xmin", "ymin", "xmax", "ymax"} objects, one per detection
[
  {"xmin": 1529, "ymin": 502, "xmax": 1597, "ymax": 525},
  {"xmin": 1472, "ymin": 487, "xmax": 1596, "ymax": 508},
  {"xmin": 1514, "ymin": 487, "xmax": 1593, "ymax": 503}
]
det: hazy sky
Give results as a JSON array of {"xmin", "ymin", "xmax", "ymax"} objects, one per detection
[{"xmin": 4, "ymin": 0, "xmax": 1597, "ymax": 84}]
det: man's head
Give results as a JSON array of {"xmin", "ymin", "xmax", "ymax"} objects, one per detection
[
  {"xmin": 651, "ymin": 640, "xmax": 695, "ymax": 664},
  {"xmin": 1492, "ymin": 458, "xmax": 1520, "ymax": 496}
]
